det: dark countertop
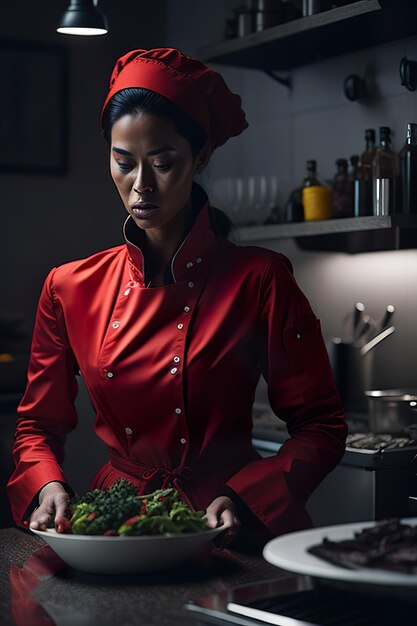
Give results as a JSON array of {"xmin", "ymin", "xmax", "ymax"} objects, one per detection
[{"xmin": 0, "ymin": 527, "xmax": 286, "ymax": 626}]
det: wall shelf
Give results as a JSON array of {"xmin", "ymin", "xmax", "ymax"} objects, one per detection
[
  {"xmin": 234, "ymin": 214, "xmax": 417, "ymax": 253},
  {"xmin": 201, "ymin": 0, "xmax": 417, "ymax": 253},
  {"xmin": 198, "ymin": 0, "xmax": 417, "ymax": 72}
]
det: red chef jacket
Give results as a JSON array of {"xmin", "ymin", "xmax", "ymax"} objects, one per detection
[{"xmin": 7, "ymin": 184, "xmax": 347, "ymax": 535}]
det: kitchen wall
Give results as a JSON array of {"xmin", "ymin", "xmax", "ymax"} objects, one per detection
[
  {"xmin": 0, "ymin": 0, "xmax": 166, "ymax": 341},
  {"xmin": 165, "ymin": 0, "xmax": 417, "ymax": 391}
]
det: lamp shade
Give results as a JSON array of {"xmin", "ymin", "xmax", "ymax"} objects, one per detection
[{"xmin": 57, "ymin": 0, "xmax": 108, "ymax": 36}]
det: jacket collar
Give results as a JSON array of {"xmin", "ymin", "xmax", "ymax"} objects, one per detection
[{"xmin": 124, "ymin": 183, "xmax": 218, "ymax": 286}]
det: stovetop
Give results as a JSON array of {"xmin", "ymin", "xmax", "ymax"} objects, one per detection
[
  {"xmin": 252, "ymin": 408, "xmax": 417, "ymax": 469},
  {"xmin": 184, "ymin": 575, "xmax": 417, "ymax": 626}
]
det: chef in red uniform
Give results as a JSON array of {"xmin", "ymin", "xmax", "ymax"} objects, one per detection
[{"xmin": 7, "ymin": 48, "xmax": 347, "ymax": 549}]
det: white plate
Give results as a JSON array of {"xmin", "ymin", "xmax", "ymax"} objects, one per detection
[
  {"xmin": 263, "ymin": 518, "xmax": 417, "ymax": 589},
  {"xmin": 31, "ymin": 526, "xmax": 224, "ymax": 575}
]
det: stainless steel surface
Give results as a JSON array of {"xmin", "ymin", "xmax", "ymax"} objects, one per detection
[
  {"xmin": 185, "ymin": 574, "xmax": 417, "ymax": 625},
  {"xmin": 329, "ymin": 340, "xmax": 373, "ymax": 411},
  {"xmin": 185, "ymin": 576, "xmax": 315, "ymax": 626},
  {"xmin": 376, "ymin": 304, "xmax": 395, "ymax": 336},
  {"xmin": 353, "ymin": 313, "xmax": 375, "ymax": 345},
  {"xmin": 329, "ymin": 301, "xmax": 397, "ymax": 411},
  {"xmin": 253, "ymin": 433, "xmax": 417, "ymax": 527},
  {"xmin": 366, "ymin": 389, "xmax": 417, "ymax": 400},
  {"xmin": 353, "ymin": 301, "xmax": 365, "ymax": 338},
  {"xmin": 365, "ymin": 388, "xmax": 417, "ymax": 434},
  {"xmin": 360, "ymin": 325, "xmax": 396, "ymax": 356},
  {"xmin": 375, "ymin": 178, "xmax": 391, "ymax": 215}
]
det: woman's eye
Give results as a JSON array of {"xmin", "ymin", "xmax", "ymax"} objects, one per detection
[
  {"xmin": 116, "ymin": 161, "xmax": 133, "ymax": 171},
  {"xmin": 154, "ymin": 162, "xmax": 172, "ymax": 170}
]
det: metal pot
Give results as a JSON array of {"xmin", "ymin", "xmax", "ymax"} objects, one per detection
[{"xmin": 365, "ymin": 389, "xmax": 417, "ymax": 434}]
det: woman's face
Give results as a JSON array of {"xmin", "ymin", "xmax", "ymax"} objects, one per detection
[{"xmin": 110, "ymin": 112, "xmax": 201, "ymax": 233}]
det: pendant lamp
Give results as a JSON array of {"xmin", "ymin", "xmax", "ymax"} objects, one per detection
[{"xmin": 57, "ymin": 0, "xmax": 108, "ymax": 36}]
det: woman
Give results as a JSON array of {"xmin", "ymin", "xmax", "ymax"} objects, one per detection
[{"xmin": 7, "ymin": 48, "xmax": 347, "ymax": 550}]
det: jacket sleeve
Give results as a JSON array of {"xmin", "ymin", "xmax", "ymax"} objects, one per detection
[
  {"xmin": 7, "ymin": 268, "xmax": 78, "ymax": 528},
  {"xmin": 226, "ymin": 253, "xmax": 347, "ymax": 537}
]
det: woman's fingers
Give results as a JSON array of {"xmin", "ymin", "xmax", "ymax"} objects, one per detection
[
  {"xmin": 30, "ymin": 503, "xmax": 54, "ymax": 530},
  {"xmin": 29, "ymin": 482, "xmax": 71, "ymax": 531},
  {"xmin": 204, "ymin": 507, "xmax": 221, "ymax": 530},
  {"xmin": 52, "ymin": 492, "xmax": 71, "ymax": 526},
  {"xmin": 205, "ymin": 496, "xmax": 235, "ymax": 527},
  {"xmin": 204, "ymin": 496, "xmax": 241, "ymax": 549},
  {"xmin": 55, "ymin": 515, "xmax": 72, "ymax": 534},
  {"xmin": 216, "ymin": 507, "xmax": 241, "ymax": 548}
]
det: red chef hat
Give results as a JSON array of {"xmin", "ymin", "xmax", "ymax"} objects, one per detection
[{"xmin": 101, "ymin": 48, "xmax": 248, "ymax": 150}]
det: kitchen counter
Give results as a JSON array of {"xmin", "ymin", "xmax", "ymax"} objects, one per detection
[{"xmin": 0, "ymin": 527, "xmax": 286, "ymax": 626}]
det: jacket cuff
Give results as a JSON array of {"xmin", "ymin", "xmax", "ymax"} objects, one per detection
[
  {"xmin": 219, "ymin": 486, "xmax": 262, "ymax": 526},
  {"xmin": 219, "ymin": 486, "xmax": 274, "ymax": 552}
]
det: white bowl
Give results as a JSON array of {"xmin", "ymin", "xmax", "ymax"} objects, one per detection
[{"xmin": 31, "ymin": 526, "xmax": 224, "ymax": 574}]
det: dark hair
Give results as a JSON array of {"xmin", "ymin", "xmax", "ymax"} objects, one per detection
[
  {"xmin": 102, "ymin": 88, "xmax": 233, "ymax": 238},
  {"xmin": 102, "ymin": 88, "xmax": 207, "ymax": 156}
]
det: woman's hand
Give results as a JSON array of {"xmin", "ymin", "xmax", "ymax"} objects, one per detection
[
  {"xmin": 204, "ymin": 496, "xmax": 241, "ymax": 548},
  {"xmin": 29, "ymin": 481, "xmax": 71, "ymax": 532}
]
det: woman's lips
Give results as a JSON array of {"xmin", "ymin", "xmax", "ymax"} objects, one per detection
[{"xmin": 132, "ymin": 203, "xmax": 160, "ymax": 219}]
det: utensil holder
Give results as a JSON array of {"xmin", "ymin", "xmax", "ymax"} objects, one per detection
[{"xmin": 329, "ymin": 340, "xmax": 374, "ymax": 412}]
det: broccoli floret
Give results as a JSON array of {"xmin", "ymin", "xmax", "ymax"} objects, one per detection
[
  {"xmin": 69, "ymin": 478, "xmax": 208, "ymax": 536},
  {"xmin": 70, "ymin": 478, "xmax": 139, "ymax": 534}
]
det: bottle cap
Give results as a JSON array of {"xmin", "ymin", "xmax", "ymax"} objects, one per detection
[
  {"xmin": 306, "ymin": 159, "xmax": 317, "ymax": 170},
  {"xmin": 365, "ymin": 128, "xmax": 376, "ymax": 142}
]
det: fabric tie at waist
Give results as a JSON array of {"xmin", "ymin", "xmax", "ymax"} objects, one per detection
[{"xmin": 109, "ymin": 451, "xmax": 193, "ymax": 488}]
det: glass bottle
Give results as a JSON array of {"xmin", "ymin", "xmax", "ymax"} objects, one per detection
[
  {"xmin": 304, "ymin": 159, "xmax": 320, "ymax": 187},
  {"xmin": 301, "ymin": 160, "xmax": 333, "ymax": 221},
  {"xmin": 360, "ymin": 128, "xmax": 376, "ymax": 216},
  {"xmin": 399, "ymin": 122, "xmax": 417, "ymax": 214},
  {"xmin": 372, "ymin": 126, "xmax": 398, "ymax": 216},
  {"xmin": 331, "ymin": 158, "xmax": 353, "ymax": 218},
  {"xmin": 284, "ymin": 160, "xmax": 317, "ymax": 222},
  {"xmin": 302, "ymin": 0, "xmax": 331, "ymax": 17},
  {"xmin": 284, "ymin": 183, "xmax": 304, "ymax": 222},
  {"xmin": 349, "ymin": 155, "xmax": 360, "ymax": 184},
  {"xmin": 253, "ymin": 0, "xmax": 284, "ymax": 31},
  {"xmin": 350, "ymin": 155, "xmax": 366, "ymax": 217}
]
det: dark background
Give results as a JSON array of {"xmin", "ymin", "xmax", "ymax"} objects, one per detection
[{"xmin": 1, "ymin": 1, "xmax": 417, "ymax": 527}]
